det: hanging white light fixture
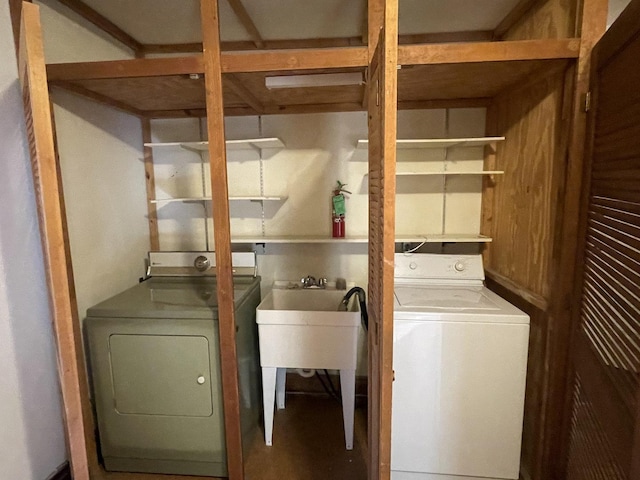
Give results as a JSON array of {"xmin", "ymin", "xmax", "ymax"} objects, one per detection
[{"xmin": 265, "ymin": 72, "xmax": 364, "ymax": 89}]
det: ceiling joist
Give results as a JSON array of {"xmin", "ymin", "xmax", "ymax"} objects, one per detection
[
  {"xmin": 224, "ymin": 74, "xmax": 266, "ymax": 114},
  {"xmin": 47, "ymin": 56, "xmax": 204, "ymax": 81},
  {"xmin": 56, "ymin": 0, "xmax": 144, "ymax": 56},
  {"xmin": 51, "ymin": 82, "xmax": 145, "ymax": 117},
  {"xmin": 398, "ymin": 38, "xmax": 580, "ymax": 65},
  {"xmin": 221, "ymin": 47, "xmax": 369, "ymax": 73},
  {"xmin": 225, "ymin": 0, "xmax": 264, "ymax": 49},
  {"xmin": 47, "ymin": 39, "xmax": 580, "ymax": 82}
]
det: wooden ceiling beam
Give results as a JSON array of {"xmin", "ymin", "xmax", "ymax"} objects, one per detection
[
  {"xmin": 142, "ymin": 43, "xmax": 204, "ymax": 55},
  {"xmin": 46, "ymin": 56, "xmax": 205, "ymax": 81},
  {"xmin": 56, "ymin": 0, "xmax": 144, "ymax": 56},
  {"xmin": 399, "ymin": 30, "xmax": 493, "ymax": 44},
  {"xmin": 398, "ymin": 98, "xmax": 491, "ymax": 110},
  {"xmin": 139, "ymin": 31, "xmax": 494, "ymax": 55},
  {"xmin": 224, "ymin": 74, "xmax": 265, "ymax": 114},
  {"xmin": 51, "ymin": 82, "xmax": 145, "ymax": 117},
  {"xmin": 492, "ymin": 0, "xmax": 546, "ymax": 40},
  {"xmin": 143, "ymin": 109, "xmax": 208, "ymax": 119},
  {"xmin": 225, "ymin": 0, "xmax": 264, "ymax": 49},
  {"xmin": 398, "ymin": 38, "xmax": 580, "ymax": 66},
  {"xmin": 221, "ymin": 46, "xmax": 369, "ymax": 73}
]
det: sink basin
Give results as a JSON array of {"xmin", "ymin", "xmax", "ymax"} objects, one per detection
[
  {"xmin": 256, "ymin": 286, "xmax": 361, "ymax": 450},
  {"xmin": 256, "ymin": 287, "xmax": 360, "ymax": 369}
]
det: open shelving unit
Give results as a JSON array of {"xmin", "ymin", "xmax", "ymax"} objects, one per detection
[
  {"xmin": 151, "ymin": 196, "xmax": 287, "ymax": 204},
  {"xmin": 356, "ymin": 136, "xmax": 505, "ymax": 149},
  {"xmin": 229, "ymin": 234, "xmax": 492, "ymax": 244},
  {"xmin": 144, "ymin": 137, "xmax": 285, "ymax": 153}
]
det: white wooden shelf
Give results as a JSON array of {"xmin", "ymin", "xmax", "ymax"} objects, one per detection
[
  {"xmin": 151, "ymin": 196, "xmax": 287, "ymax": 204},
  {"xmin": 229, "ymin": 234, "xmax": 492, "ymax": 244},
  {"xmin": 366, "ymin": 170, "xmax": 505, "ymax": 177},
  {"xmin": 356, "ymin": 137, "xmax": 505, "ymax": 150},
  {"xmin": 144, "ymin": 137, "xmax": 285, "ymax": 153}
]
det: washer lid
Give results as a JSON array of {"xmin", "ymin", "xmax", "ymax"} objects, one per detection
[
  {"xmin": 395, "ymin": 286, "xmax": 500, "ymax": 311},
  {"xmin": 394, "ymin": 285, "xmax": 530, "ymax": 323}
]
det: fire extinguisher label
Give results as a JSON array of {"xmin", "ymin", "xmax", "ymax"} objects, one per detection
[{"xmin": 332, "ymin": 194, "xmax": 346, "ymax": 215}]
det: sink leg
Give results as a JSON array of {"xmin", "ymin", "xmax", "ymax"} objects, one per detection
[
  {"xmin": 276, "ymin": 368, "xmax": 286, "ymax": 410},
  {"xmin": 262, "ymin": 367, "xmax": 277, "ymax": 446},
  {"xmin": 339, "ymin": 369, "xmax": 356, "ymax": 450}
]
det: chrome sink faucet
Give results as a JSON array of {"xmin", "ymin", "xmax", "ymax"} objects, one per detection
[{"xmin": 301, "ymin": 276, "xmax": 327, "ymax": 288}]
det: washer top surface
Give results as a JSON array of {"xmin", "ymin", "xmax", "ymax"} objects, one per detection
[
  {"xmin": 395, "ymin": 285, "xmax": 501, "ymax": 311},
  {"xmin": 393, "ymin": 253, "xmax": 529, "ymax": 324},
  {"xmin": 86, "ymin": 276, "xmax": 260, "ymax": 319}
]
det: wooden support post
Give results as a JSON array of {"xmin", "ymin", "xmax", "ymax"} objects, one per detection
[
  {"xmin": 547, "ymin": 0, "xmax": 609, "ymax": 478},
  {"xmin": 141, "ymin": 119, "xmax": 160, "ymax": 251},
  {"xmin": 200, "ymin": 1, "xmax": 244, "ymax": 480},
  {"xmin": 17, "ymin": 3, "xmax": 95, "ymax": 479}
]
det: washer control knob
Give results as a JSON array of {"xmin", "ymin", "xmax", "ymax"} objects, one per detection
[
  {"xmin": 454, "ymin": 261, "xmax": 466, "ymax": 272},
  {"xmin": 197, "ymin": 376, "xmax": 206, "ymax": 385},
  {"xmin": 194, "ymin": 255, "xmax": 210, "ymax": 272},
  {"xmin": 409, "ymin": 262, "xmax": 417, "ymax": 270}
]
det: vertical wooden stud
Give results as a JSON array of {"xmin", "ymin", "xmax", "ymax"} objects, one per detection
[
  {"xmin": 546, "ymin": 0, "xmax": 609, "ymax": 478},
  {"xmin": 141, "ymin": 119, "xmax": 160, "ymax": 251},
  {"xmin": 200, "ymin": 1, "xmax": 244, "ymax": 479},
  {"xmin": 17, "ymin": 3, "xmax": 94, "ymax": 479}
]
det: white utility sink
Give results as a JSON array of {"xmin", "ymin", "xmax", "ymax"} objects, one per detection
[{"xmin": 256, "ymin": 286, "xmax": 361, "ymax": 450}]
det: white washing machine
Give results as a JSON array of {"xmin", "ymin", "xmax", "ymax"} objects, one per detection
[{"xmin": 391, "ymin": 253, "xmax": 529, "ymax": 480}]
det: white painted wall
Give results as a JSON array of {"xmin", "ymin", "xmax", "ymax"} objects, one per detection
[
  {"xmin": 37, "ymin": 0, "xmax": 150, "ymax": 321},
  {"xmin": 36, "ymin": 0, "xmax": 134, "ymax": 63},
  {"xmin": 0, "ymin": 3, "xmax": 67, "ymax": 479},
  {"xmin": 607, "ymin": 0, "xmax": 632, "ymax": 28}
]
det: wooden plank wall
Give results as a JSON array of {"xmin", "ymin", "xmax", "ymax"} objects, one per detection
[
  {"xmin": 484, "ymin": 67, "xmax": 569, "ymax": 301},
  {"xmin": 483, "ymin": 64, "xmax": 572, "ymax": 480},
  {"xmin": 500, "ymin": 0, "xmax": 579, "ymax": 40}
]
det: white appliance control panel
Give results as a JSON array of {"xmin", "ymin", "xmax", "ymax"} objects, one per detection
[
  {"xmin": 394, "ymin": 253, "xmax": 485, "ymax": 282},
  {"xmin": 148, "ymin": 251, "xmax": 257, "ymax": 277}
]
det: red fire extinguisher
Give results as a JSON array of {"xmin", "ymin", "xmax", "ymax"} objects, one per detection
[{"xmin": 332, "ymin": 181, "xmax": 351, "ymax": 238}]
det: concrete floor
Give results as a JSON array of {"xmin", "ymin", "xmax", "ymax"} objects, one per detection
[{"xmin": 244, "ymin": 393, "xmax": 368, "ymax": 480}]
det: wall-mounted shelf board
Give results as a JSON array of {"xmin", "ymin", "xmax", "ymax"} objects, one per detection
[
  {"xmin": 151, "ymin": 196, "xmax": 287, "ymax": 204},
  {"xmin": 356, "ymin": 137, "xmax": 505, "ymax": 150},
  {"xmin": 368, "ymin": 170, "xmax": 505, "ymax": 176},
  {"xmin": 144, "ymin": 138, "xmax": 285, "ymax": 153},
  {"xmin": 229, "ymin": 234, "xmax": 492, "ymax": 244}
]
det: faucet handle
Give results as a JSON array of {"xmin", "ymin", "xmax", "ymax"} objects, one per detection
[
  {"xmin": 301, "ymin": 275, "xmax": 316, "ymax": 287},
  {"xmin": 317, "ymin": 278, "xmax": 327, "ymax": 288}
]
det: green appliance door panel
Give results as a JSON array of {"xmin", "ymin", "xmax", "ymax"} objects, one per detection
[{"xmin": 109, "ymin": 334, "xmax": 212, "ymax": 416}]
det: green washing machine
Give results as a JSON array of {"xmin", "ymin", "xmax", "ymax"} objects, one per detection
[{"xmin": 85, "ymin": 252, "xmax": 261, "ymax": 477}]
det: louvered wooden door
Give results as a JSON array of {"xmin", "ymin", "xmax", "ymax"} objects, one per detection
[
  {"xmin": 367, "ymin": 21, "xmax": 398, "ymax": 480},
  {"xmin": 565, "ymin": 2, "xmax": 640, "ymax": 478}
]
